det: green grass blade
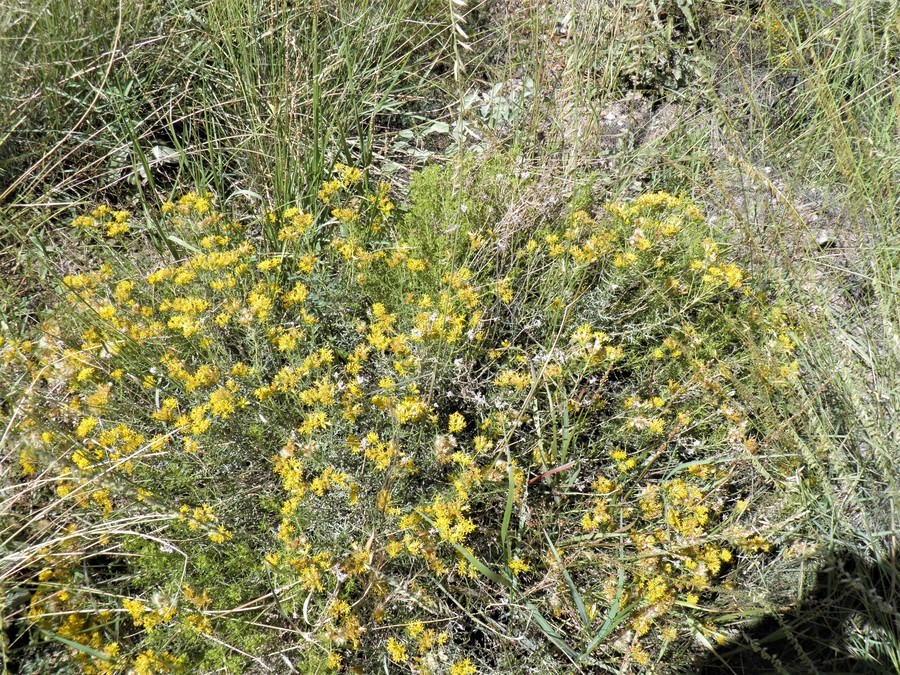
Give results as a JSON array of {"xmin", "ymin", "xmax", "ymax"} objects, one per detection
[{"xmin": 544, "ymin": 529, "xmax": 589, "ymax": 629}]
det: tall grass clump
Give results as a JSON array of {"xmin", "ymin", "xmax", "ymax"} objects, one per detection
[
  {"xmin": 681, "ymin": 2, "xmax": 900, "ymax": 668},
  {"xmin": 0, "ymin": 0, "xmax": 472, "ymax": 213},
  {"xmin": 0, "ymin": 155, "xmax": 806, "ymax": 671}
]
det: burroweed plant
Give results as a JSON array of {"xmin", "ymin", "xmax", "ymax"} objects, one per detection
[{"xmin": 1, "ymin": 159, "xmax": 804, "ymax": 672}]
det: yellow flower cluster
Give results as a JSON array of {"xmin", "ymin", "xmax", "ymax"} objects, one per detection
[
  {"xmin": 4, "ymin": 170, "xmax": 800, "ymax": 672},
  {"xmin": 71, "ymin": 205, "xmax": 132, "ymax": 237},
  {"xmin": 179, "ymin": 503, "xmax": 232, "ymax": 543}
]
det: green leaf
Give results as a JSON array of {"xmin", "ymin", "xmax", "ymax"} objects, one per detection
[
  {"xmin": 544, "ymin": 530, "xmax": 589, "ymax": 628},
  {"xmin": 500, "ymin": 458, "xmax": 515, "ymax": 558},
  {"xmin": 165, "ymin": 235, "xmax": 201, "ymax": 254},
  {"xmin": 581, "ymin": 565, "xmax": 635, "ymax": 661},
  {"xmin": 416, "ymin": 511, "xmax": 579, "ymax": 662},
  {"xmin": 424, "ymin": 121, "xmax": 450, "ymax": 136},
  {"xmin": 36, "ymin": 628, "xmax": 113, "ymax": 662}
]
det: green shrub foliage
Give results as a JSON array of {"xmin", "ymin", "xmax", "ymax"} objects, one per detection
[{"xmin": 1, "ymin": 160, "xmax": 801, "ymax": 672}]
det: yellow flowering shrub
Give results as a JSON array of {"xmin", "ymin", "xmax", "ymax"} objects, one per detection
[{"xmin": 0, "ymin": 161, "xmax": 802, "ymax": 672}]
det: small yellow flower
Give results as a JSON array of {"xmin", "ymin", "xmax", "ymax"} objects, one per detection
[
  {"xmin": 123, "ymin": 597, "xmax": 147, "ymax": 624},
  {"xmin": 326, "ymin": 652, "xmax": 342, "ymax": 670},
  {"xmin": 257, "ymin": 257, "xmax": 282, "ymax": 271},
  {"xmin": 631, "ymin": 646, "xmax": 649, "ymax": 666},
  {"xmin": 76, "ymin": 416, "xmax": 98, "ymax": 439},
  {"xmin": 450, "ymin": 659, "xmax": 477, "ymax": 675},
  {"xmin": 447, "ymin": 412, "xmax": 466, "ymax": 434},
  {"xmin": 406, "ymin": 258, "xmax": 427, "ymax": 272},
  {"xmin": 647, "ymin": 418, "xmax": 666, "ymax": 435},
  {"xmin": 662, "ymin": 626, "xmax": 678, "ymax": 641},
  {"xmin": 508, "ymin": 557, "xmax": 530, "ymax": 576},
  {"xmin": 386, "ymin": 636, "xmax": 407, "ymax": 663}
]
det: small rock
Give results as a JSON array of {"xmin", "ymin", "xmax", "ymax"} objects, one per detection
[{"xmin": 815, "ymin": 228, "xmax": 837, "ymax": 249}]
